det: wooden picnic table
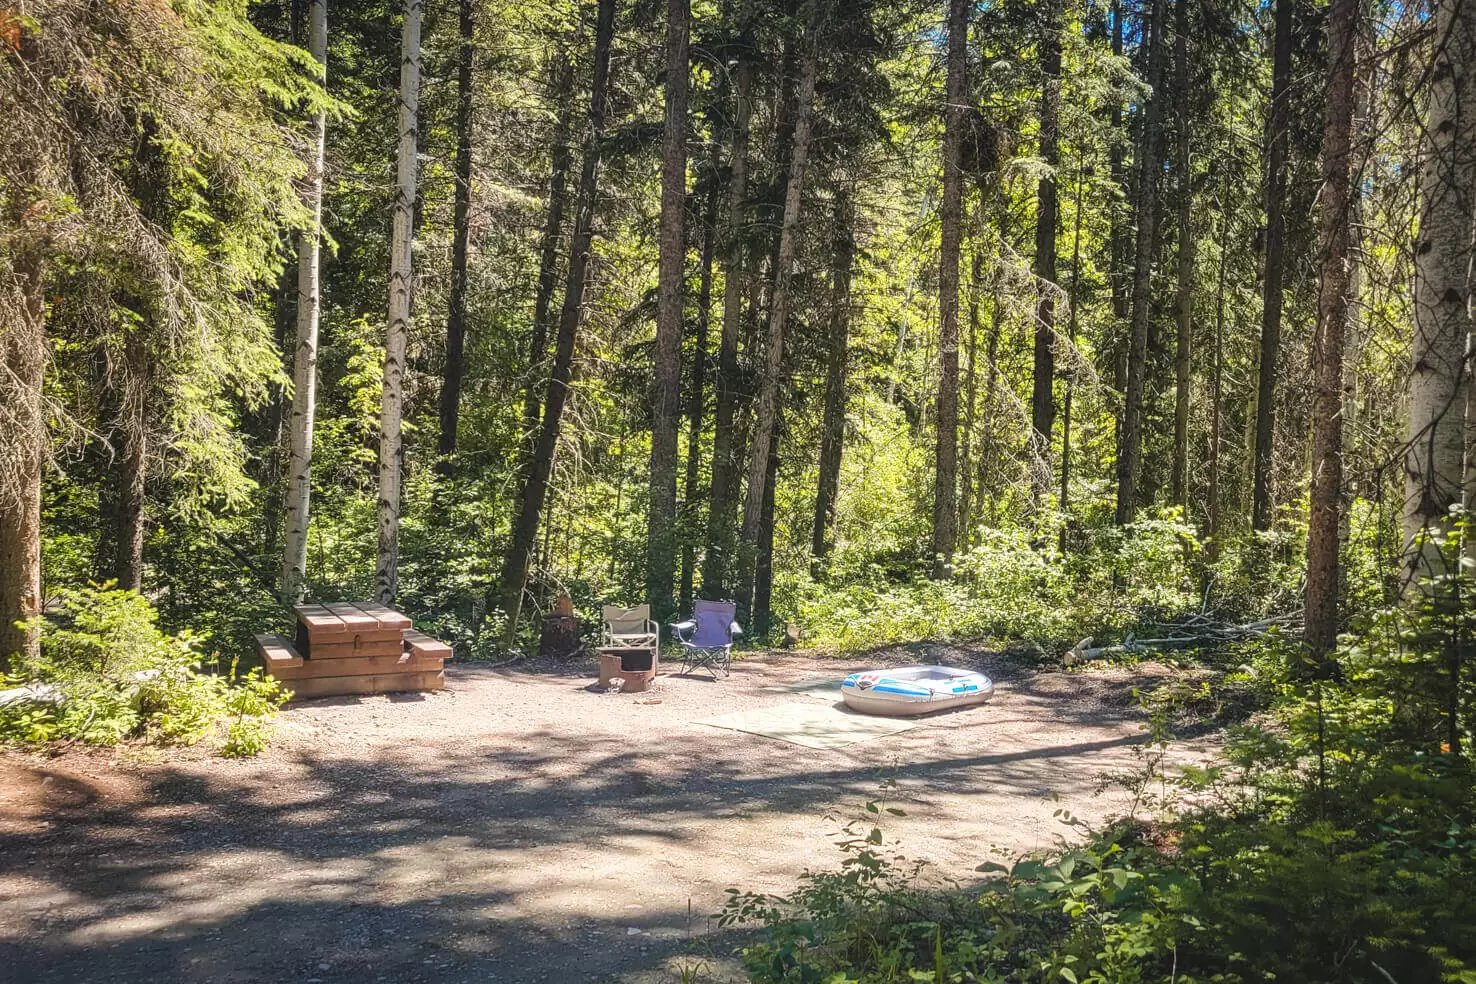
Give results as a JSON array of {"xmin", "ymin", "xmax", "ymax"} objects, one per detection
[{"xmin": 254, "ymin": 602, "xmax": 452, "ymax": 700}]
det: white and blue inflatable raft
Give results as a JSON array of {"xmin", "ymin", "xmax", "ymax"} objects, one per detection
[{"xmin": 840, "ymin": 665, "xmax": 994, "ymax": 717}]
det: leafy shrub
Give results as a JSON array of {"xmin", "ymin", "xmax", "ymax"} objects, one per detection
[
  {"xmin": 775, "ymin": 512, "xmax": 1201, "ymax": 654},
  {"xmin": 0, "ymin": 587, "xmax": 287, "ymax": 755}
]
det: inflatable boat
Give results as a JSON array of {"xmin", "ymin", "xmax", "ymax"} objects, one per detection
[{"xmin": 840, "ymin": 665, "xmax": 994, "ymax": 717}]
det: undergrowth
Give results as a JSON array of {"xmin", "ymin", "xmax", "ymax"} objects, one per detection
[{"xmin": 0, "ymin": 587, "xmax": 288, "ymax": 756}]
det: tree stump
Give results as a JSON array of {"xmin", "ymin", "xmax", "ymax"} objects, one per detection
[{"xmin": 539, "ymin": 614, "xmax": 583, "ymax": 659}]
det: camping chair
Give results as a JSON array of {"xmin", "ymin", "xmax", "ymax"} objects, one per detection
[
  {"xmin": 601, "ymin": 604, "xmax": 660, "ymax": 658},
  {"xmin": 671, "ymin": 599, "xmax": 742, "ymax": 678}
]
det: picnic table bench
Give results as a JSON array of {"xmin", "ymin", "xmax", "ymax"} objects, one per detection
[{"xmin": 254, "ymin": 602, "xmax": 451, "ymax": 699}]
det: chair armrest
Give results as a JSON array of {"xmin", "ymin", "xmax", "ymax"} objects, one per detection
[
  {"xmin": 671, "ymin": 619, "xmax": 696, "ymax": 632},
  {"xmin": 729, "ymin": 622, "xmax": 743, "ymax": 638}
]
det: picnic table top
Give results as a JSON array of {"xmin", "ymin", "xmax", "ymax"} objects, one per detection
[{"xmin": 294, "ymin": 601, "xmax": 412, "ymax": 639}]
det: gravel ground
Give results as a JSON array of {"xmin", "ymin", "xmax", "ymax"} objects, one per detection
[{"xmin": 0, "ymin": 644, "xmax": 1213, "ymax": 984}]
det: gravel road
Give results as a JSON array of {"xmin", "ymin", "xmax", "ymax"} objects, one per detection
[{"xmin": 0, "ymin": 645, "xmax": 1207, "ymax": 984}]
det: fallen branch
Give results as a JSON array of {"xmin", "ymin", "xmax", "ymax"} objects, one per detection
[{"xmin": 1065, "ymin": 617, "xmax": 1294, "ymax": 665}]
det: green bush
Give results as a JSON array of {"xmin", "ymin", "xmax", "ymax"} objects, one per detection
[
  {"xmin": 775, "ymin": 512, "xmax": 1202, "ymax": 654},
  {"xmin": 0, "ymin": 587, "xmax": 287, "ymax": 755}
]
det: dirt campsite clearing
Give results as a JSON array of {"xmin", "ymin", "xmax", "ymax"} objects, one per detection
[{"xmin": 0, "ymin": 646, "xmax": 1215, "ymax": 984}]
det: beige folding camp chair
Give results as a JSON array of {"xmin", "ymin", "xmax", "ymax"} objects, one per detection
[{"xmin": 601, "ymin": 604, "xmax": 659, "ymax": 656}]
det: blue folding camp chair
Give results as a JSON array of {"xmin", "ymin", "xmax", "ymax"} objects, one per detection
[{"xmin": 670, "ymin": 599, "xmax": 742, "ymax": 678}]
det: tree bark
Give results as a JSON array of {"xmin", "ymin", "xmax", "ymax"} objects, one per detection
[
  {"xmin": 1114, "ymin": 0, "xmax": 1168, "ymax": 526},
  {"xmin": 499, "ymin": 0, "xmax": 617, "ymax": 642},
  {"xmin": 1251, "ymin": 0, "xmax": 1293, "ymax": 532},
  {"xmin": 648, "ymin": 0, "xmax": 689, "ymax": 623},
  {"xmin": 522, "ymin": 57, "xmax": 577, "ymax": 447},
  {"xmin": 958, "ymin": 208, "xmax": 984, "ymax": 548},
  {"xmin": 437, "ymin": 0, "xmax": 473, "ymax": 460},
  {"xmin": 1031, "ymin": 0, "xmax": 1062, "ymax": 465},
  {"xmin": 114, "ymin": 328, "xmax": 148, "ymax": 593},
  {"xmin": 737, "ymin": 33, "xmax": 819, "ymax": 615},
  {"xmin": 1402, "ymin": 0, "xmax": 1476, "ymax": 591},
  {"xmin": 0, "ymin": 248, "xmax": 46, "ymax": 669},
  {"xmin": 1207, "ymin": 169, "xmax": 1230, "ymax": 564},
  {"xmin": 1060, "ymin": 156, "xmax": 1086, "ymax": 541},
  {"xmin": 376, "ymin": 0, "xmax": 423, "ymax": 605},
  {"xmin": 281, "ymin": 0, "xmax": 327, "ymax": 604},
  {"xmin": 680, "ymin": 182, "xmax": 718, "ymax": 610},
  {"xmin": 933, "ymin": 0, "xmax": 969, "ymax": 576},
  {"xmin": 812, "ymin": 184, "xmax": 855, "ymax": 571},
  {"xmin": 1170, "ymin": 0, "xmax": 1194, "ymax": 509},
  {"xmin": 702, "ymin": 17, "xmax": 753, "ymax": 601},
  {"xmin": 1304, "ymin": 0, "xmax": 1358, "ymax": 660},
  {"xmin": 754, "ymin": 428, "xmax": 779, "ymax": 636}
]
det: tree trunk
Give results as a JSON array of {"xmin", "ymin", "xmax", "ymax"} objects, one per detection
[
  {"xmin": 1060, "ymin": 156, "xmax": 1086, "ymax": 542},
  {"xmin": 958, "ymin": 207, "xmax": 984, "ymax": 548},
  {"xmin": 702, "ymin": 23, "xmax": 753, "ymax": 600},
  {"xmin": 1170, "ymin": 0, "xmax": 1194, "ymax": 509},
  {"xmin": 1031, "ymin": 0, "xmax": 1062, "ymax": 465},
  {"xmin": 1207, "ymin": 170, "xmax": 1230, "ymax": 564},
  {"xmin": 737, "ymin": 35, "xmax": 819, "ymax": 615},
  {"xmin": 753, "ymin": 429, "xmax": 779, "ymax": 636},
  {"xmin": 437, "ymin": 0, "xmax": 473, "ymax": 460},
  {"xmin": 933, "ymin": 0, "xmax": 969, "ymax": 576},
  {"xmin": 1114, "ymin": 0, "xmax": 1168, "ymax": 526},
  {"xmin": 499, "ymin": 0, "xmax": 617, "ymax": 642},
  {"xmin": 0, "ymin": 249, "xmax": 46, "ymax": 669},
  {"xmin": 281, "ymin": 0, "xmax": 327, "ymax": 604},
  {"xmin": 1304, "ymin": 0, "xmax": 1358, "ymax": 661},
  {"xmin": 522, "ymin": 57, "xmax": 577, "ymax": 446},
  {"xmin": 376, "ymin": 0, "xmax": 423, "ymax": 605},
  {"xmin": 1251, "ymin": 0, "xmax": 1293, "ymax": 532},
  {"xmin": 680, "ymin": 182, "xmax": 718, "ymax": 611},
  {"xmin": 648, "ymin": 0, "xmax": 689, "ymax": 623},
  {"xmin": 812, "ymin": 184, "xmax": 855, "ymax": 572},
  {"xmin": 114, "ymin": 328, "xmax": 148, "ymax": 593},
  {"xmin": 1402, "ymin": 0, "xmax": 1476, "ymax": 591}
]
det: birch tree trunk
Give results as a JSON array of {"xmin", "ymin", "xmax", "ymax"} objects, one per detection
[
  {"xmin": 702, "ymin": 37, "xmax": 753, "ymax": 600},
  {"xmin": 648, "ymin": 0, "xmax": 689, "ymax": 622},
  {"xmin": 499, "ymin": 0, "xmax": 617, "ymax": 642},
  {"xmin": 281, "ymin": 0, "xmax": 327, "ymax": 604},
  {"xmin": 932, "ymin": 0, "xmax": 969, "ymax": 576},
  {"xmin": 812, "ymin": 185, "xmax": 855, "ymax": 572},
  {"xmin": 1114, "ymin": 0, "xmax": 1167, "ymax": 526},
  {"xmin": 376, "ymin": 0, "xmax": 422, "ymax": 605},
  {"xmin": 1251, "ymin": 0, "xmax": 1293, "ymax": 532},
  {"xmin": 1304, "ymin": 0, "xmax": 1358, "ymax": 660},
  {"xmin": 1402, "ymin": 0, "xmax": 1476, "ymax": 590},
  {"xmin": 438, "ymin": 0, "xmax": 473, "ymax": 460},
  {"xmin": 1031, "ymin": 0, "xmax": 1062, "ymax": 467},
  {"xmin": 1170, "ymin": 0, "xmax": 1194, "ymax": 509},
  {"xmin": 737, "ymin": 34, "xmax": 819, "ymax": 615}
]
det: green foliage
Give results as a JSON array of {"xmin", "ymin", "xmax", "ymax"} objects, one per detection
[
  {"xmin": 777, "ymin": 512, "xmax": 1202, "ymax": 653},
  {"xmin": 0, "ymin": 588, "xmax": 286, "ymax": 755}
]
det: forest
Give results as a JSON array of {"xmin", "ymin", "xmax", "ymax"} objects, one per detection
[{"xmin": 3, "ymin": 0, "xmax": 1476, "ymax": 980}]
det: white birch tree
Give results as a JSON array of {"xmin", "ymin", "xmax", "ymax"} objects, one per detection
[
  {"xmin": 281, "ymin": 0, "xmax": 328, "ymax": 605},
  {"xmin": 377, "ymin": 0, "xmax": 423, "ymax": 605}
]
